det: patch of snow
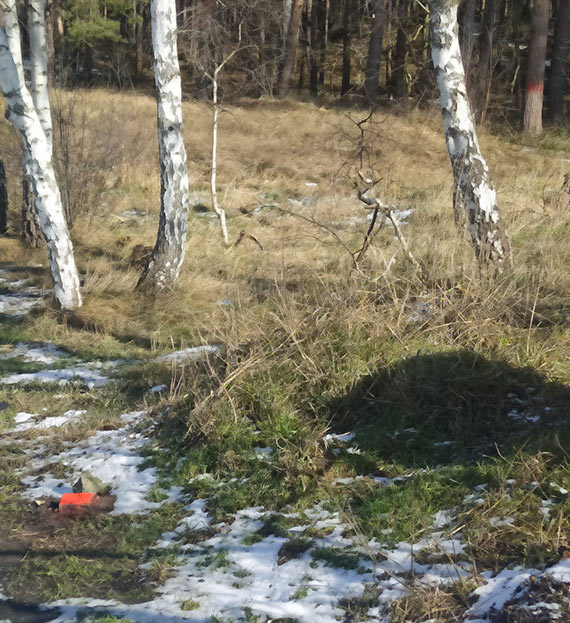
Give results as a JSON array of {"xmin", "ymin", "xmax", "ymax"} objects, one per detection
[
  {"xmin": 14, "ymin": 409, "xmax": 87, "ymax": 432},
  {"xmin": 20, "ymin": 410, "xmax": 161, "ymax": 514},
  {"xmin": 433, "ymin": 510, "xmax": 454, "ymax": 529},
  {"xmin": 346, "ymin": 446, "xmax": 362, "ymax": 455},
  {"xmin": 146, "ymin": 384, "xmax": 167, "ymax": 394},
  {"xmin": 156, "ymin": 344, "xmax": 222, "ymax": 363},
  {"xmin": 253, "ymin": 446, "xmax": 273, "ymax": 459},
  {"xmin": 0, "ymin": 342, "xmax": 69, "ymax": 364},
  {"xmin": 323, "ymin": 432, "xmax": 355, "ymax": 444},
  {"xmin": 0, "ymin": 366, "xmax": 111, "ymax": 389},
  {"xmin": 489, "ymin": 517, "xmax": 515, "ymax": 527}
]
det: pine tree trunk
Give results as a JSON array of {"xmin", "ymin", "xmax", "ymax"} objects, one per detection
[
  {"xmin": 341, "ymin": 0, "xmax": 353, "ymax": 95},
  {"xmin": 0, "ymin": 28, "xmax": 82, "ymax": 310},
  {"xmin": 472, "ymin": 0, "xmax": 496, "ymax": 124},
  {"xmin": 0, "ymin": 161, "xmax": 7, "ymax": 236},
  {"xmin": 524, "ymin": 0, "xmax": 549, "ymax": 135},
  {"xmin": 136, "ymin": 0, "xmax": 144, "ymax": 78},
  {"xmin": 138, "ymin": 0, "xmax": 190, "ymax": 292},
  {"xmin": 278, "ymin": 0, "xmax": 305, "ymax": 96},
  {"xmin": 393, "ymin": 0, "xmax": 409, "ymax": 99},
  {"xmin": 429, "ymin": 0, "xmax": 509, "ymax": 266},
  {"xmin": 318, "ymin": 0, "xmax": 328, "ymax": 84},
  {"xmin": 548, "ymin": 0, "xmax": 570, "ymax": 123},
  {"xmin": 297, "ymin": 3, "xmax": 309, "ymax": 89},
  {"xmin": 364, "ymin": 0, "xmax": 386, "ymax": 108},
  {"xmin": 44, "ymin": 0, "xmax": 55, "ymax": 80},
  {"xmin": 459, "ymin": 0, "xmax": 476, "ymax": 74},
  {"xmin": 309, "ymin": 0, "xmax": 319, "ymax": 96}
]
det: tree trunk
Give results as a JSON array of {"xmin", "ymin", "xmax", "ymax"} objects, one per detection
[
  {"xmin": 429, "ymin": 0, "xmax": 510, "ymax": 266},
  {"xmin": 0, "ymin": 28, "xmax": 82, "ymax": 310},
  {"xmin": 310, "ymin": 0, "xmax": 319, "ymax": 96},
  {"xmin": 341, "ymin": 0, "xmax": 353, "ymax": 95},
  {"xmin": 364, "ymin": 0, "xmax": 386, "ymax": 107},
  {"xmin": 278, "ymin": 0, "xmax": 304, "ymax": 96},
  {"xmin": 0, "ymin": 161, "xmax": 7, "ymax": 236},
  {"xmin": 4, "ymin": 0, "xmax": 44, "ymax": 247},
  {"xmin": 28, "ymin": 0, "xmax": 53, "ymax": 155},
  {"xmin": 138, "ymin": 0, "xmax": 190, "ymax": 291},
  {"xmin": 524, "ymin": 0, "xmax": 549, "ymax": 135},
  {"xmin": 393, "ymin": 0, "xmax": 409, "ymax": 99},
  {"xmin": 472, "ymin": 0, "xmax": 496, "ymax": 124},
  {"xmin": 283, "ymin": 0, "xmax": 294, "ymax": 41},
  {"xmin": 459, "ymin": 0, "xmax": 476, "ymax": 74},
  {"xmin": 44, "ymin": 0, "xmax": 55, "ymax": 80},
  {"xmin": 297, "ymin": 2, "xmax": 309, "ymax": 89},
  {"xmin": 548, "ymin": 0, "xmax": 570, "ymax": 123},
  {"xmin": 318, "ymin": 0, "xmax": 328, "ymax": 84},
  {"xmin": 22, "ymin": 173, "xmax": 43, "ymax": 247},
  {"xmin": 136, "ymin": 0, "xmax": 144, "ymax": 78}
]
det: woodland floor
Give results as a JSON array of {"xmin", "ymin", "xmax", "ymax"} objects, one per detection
[{"xmin": 1, "ymin": 93, "xmax": 570, "ymax": 622}]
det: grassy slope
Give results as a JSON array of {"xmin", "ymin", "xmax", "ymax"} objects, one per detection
[{"xmin": 0, "ymin": 91, "xmax": 569, "ymax": 620}]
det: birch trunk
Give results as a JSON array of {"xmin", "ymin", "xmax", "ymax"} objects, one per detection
[
  {"xmin": 211, "ymin": 67, "xmax": 229, "ymax": 244},
  {"xmin": 4, "ymin": 0, "xmax": 43, "ymax": 247},
  {"xmin": 429, "ymin": 0, "xmax": 509, "ymax": 266},
  {"xmin": 138, "ymin": 0, "xmax": 190, "ymax": 291},
  {"xmin": 0, "ymin": 28, "xmax": 82, "ymax": 310},
  {"xmin": 28, "ymin": 0, "xmax": 53, "ymax": 155}
]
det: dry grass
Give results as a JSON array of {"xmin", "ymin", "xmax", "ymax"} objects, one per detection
[{"xmin": 0, "ymin": 90, "xmax": 568, "ymax": 375}]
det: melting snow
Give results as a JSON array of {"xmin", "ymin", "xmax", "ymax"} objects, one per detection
[
  {"xmin": 18, "ymin": 410, "xmax": 171, "ymax": 514},
  {"xmin": 156, "ymin": 344, "xmax": 222, "ymax": 363}
]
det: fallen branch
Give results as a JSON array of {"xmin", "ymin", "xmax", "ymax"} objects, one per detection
[{"xmin": 355, "ymin": 171, "xmax": 424, "ymax": 275}]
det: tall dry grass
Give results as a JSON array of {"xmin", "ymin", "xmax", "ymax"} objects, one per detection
[{"xmin": 0, "ymin": 89, "xmax": 568, "ymax": 371}]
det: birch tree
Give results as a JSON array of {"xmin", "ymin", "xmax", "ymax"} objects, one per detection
[
  {"xmin": 137, "ymin": 0, "xmax": 190, "ymax": 291},
  {"xmin": 429, "ymin": 0, "xmax": 509, "ymax": 265},
  {"xmin": 2, "ymin": 0, "xmax": 40, "ymax": 246},
  {"xmin": 0, "ymin": 16, "xmax": 82, "ymax": 310},
  {"xmin": 28, "ymin": 0, "xmax": 53, "ymax": 153}
]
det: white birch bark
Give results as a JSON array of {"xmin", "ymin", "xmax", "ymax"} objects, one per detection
[
  {"xmin": 138, "ymin": 0, "xmax": 190, "ymax": 291},
  {"xmin": 429, "ymin": 0, "xmax": 509, "ymax": 265},
  {"xmin": 3, "ymin": 0, "xmax": 25, "ymax": 84},
  {"xmin": 0, "ymin": 28, "xmax": 82, "ymax": 310},
  {"xmin": 4, "ymin": 0, "xmax": 43, "ymax": 247},
  {"xmin": 211, "ymin": 71, "xmax": 229, "ymax": 244},
  {"xmin": 28, "ymin": 0, "xmax": 53, "ymax": 154}
]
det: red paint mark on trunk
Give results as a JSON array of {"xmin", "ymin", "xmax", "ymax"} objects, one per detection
[{"xmin": 527, "ymin": 82, "xmax": 544, "ymax": 93}]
